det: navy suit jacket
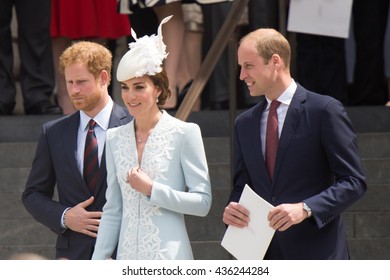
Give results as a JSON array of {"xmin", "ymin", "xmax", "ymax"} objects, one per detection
[
  {"xmin": 22, "ymin": 103, "xmax": 132, "ymax": 259},
  {"xmin": 229, "ymin": 84, "xmax": 367, "ymax": 259}
]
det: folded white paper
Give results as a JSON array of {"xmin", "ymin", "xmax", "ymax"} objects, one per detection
[
  {"xmin": 221, "ymin": 184, "xmax": 275, "ymax": 260},
  {"xmin": 287, "ymin": 0, "xmax": 353, "ymax": 38}
]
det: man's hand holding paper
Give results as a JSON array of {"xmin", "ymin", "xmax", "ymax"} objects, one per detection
[{"xmin": 221, "ymin": 185, "xmax": 276, "ymax": 260}]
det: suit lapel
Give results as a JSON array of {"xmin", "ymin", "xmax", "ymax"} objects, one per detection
[
  {"xmin": 273, "ymin": 86, "xmax": 306, "ymax": 182},
  {"xmin": 108, "ymin": 103, "xmax": 130, "ymax": 128},
  {"xmin": 245, "ymin": 100, "xmax": 271, "ymax": 188},
  {"xmin": 254, "ymin": 100, "xmax": 267, "ymax": 168},
  {"xmin": 257, "ymin": 100, "xmax": 275, "ymax": 188}
]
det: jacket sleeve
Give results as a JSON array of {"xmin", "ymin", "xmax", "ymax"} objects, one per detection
[
  {"xmin": 22, "ymin": 124, "xmax": 67, "ymax": 234},
  {"xmin": 306, "ymin": 99, "xmax": 367, "ymax": 229},
  {"xmin": 149, "ymin": 124, "xmax": 212, "ymax": 217}
]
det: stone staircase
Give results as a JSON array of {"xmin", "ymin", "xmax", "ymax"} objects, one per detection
[{"xmin": 1, "ymin": 108, "xmax": 390, "ymax": 260}]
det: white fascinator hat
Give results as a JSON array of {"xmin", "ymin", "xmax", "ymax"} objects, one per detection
[{"xmin": 116, "ymin": 15, "xmax": 172, "ymax": 82}]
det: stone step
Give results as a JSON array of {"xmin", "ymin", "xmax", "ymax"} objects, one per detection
[
  {"xmin": 1, "ymin": 245, "xmax": 55, "ymax": 260},
  {"xmin": 0, "ymin": 188, "xmax": 229, "ymax": 234},
  {"xmin": 1, "ymin": 157, "xmax": 390, "ymax": 202},
  {"xmin": 1, "ymin": 131, "xmax": 390, "ymax": 165},
  {"xmin": 0, "ymin": 143, "xmax": 36, "ymax": 168},
  {"xmin": 2, "ymin": 132, "xmax": 390, "ymax": 168},
  {"xmin": 362, "ymin": 158, "xmax": 390, "ymax": 185},
  {"xmin": 347, "ymin": 238, "xmax": 390, "ymax": 260},
  {"xmin": 3, "ymin": 212, "xmax": 390, "ymax": 260},
  {"xmin": 1, "ymin": 106, "xmax": 390, "ymax": 260},
  {"xmin": 2, "ymin": 179, "xmax": 388, "ymax": 222},
  {"xmin": 1, "ymin": 106, "xmax": 390, "ymax": 142},
  {"xmin": 0, "ymin": 219, "xmax": 55, "ymax": 246},
  {"xmin": 0, "ymin": 167, "xmax": 31, "ymax": 193},
  {"xmin": 357, "ymin": 133, "xmax": 390, "ymax": 159},
  {"xmin": 350, "ymin": 184, "xmax": 390, "ymax": 212},
  {"xmin": 0, "ymin": 115, "xmax": 59, "ymax": 143},
  {"xmin": 4, "ymin": 178, "xmax": 389, "ymax": 217},
  {"xmin": 1, "ymin": 242, "xmax": 232, "ymax": 260},
  {"xmin": 191, "ymin": 241, "xmax": 231, "ymax": 260},
  {"xmin": 4, "ymin": 237, "xmax": 390, "ymax": 260},
  {"xmin": 0, "ymin": 137, "xmax": 231, "ymax": 168},
  {"xmin": 2, "ymin": 151, "xmax": 390, "ymax": 191},
  {"xmin": 0, "ymin": 195, "xmax": 231, "ymax": 260}
]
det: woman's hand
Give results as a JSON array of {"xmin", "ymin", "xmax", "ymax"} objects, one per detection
[{"xmin": 127, "ymin": 167, "xmax": 153, "ymax": 196}]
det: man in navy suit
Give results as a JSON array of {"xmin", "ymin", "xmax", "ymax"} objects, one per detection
[
  {"xmin": 223, "ymin": 28, "xmax": 367, "ymax": 259},
  {"xmin": 22, "ymin": 41, "xmax": 132, "ymax": 260}
]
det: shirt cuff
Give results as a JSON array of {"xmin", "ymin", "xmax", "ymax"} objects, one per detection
[{"xmin": 61, "ymin": 207, "xmax": 71, "ymax": 230}]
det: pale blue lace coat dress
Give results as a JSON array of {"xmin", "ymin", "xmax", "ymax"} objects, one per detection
[{"xmin": 92, "ymin": 111, "xmax": 212, "ymax": 260}]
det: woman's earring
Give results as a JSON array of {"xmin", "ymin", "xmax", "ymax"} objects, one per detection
[{"xmin": 156, "ymin": 98, "xmax": 159, "ymax": 103}]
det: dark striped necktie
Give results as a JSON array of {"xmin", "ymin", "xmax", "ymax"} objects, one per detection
[{"xmin": 84, "ymin": 119, "xmax": 99, "ymax": 191}]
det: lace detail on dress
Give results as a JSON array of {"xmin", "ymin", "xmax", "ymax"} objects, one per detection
[{"xmin": 107, "ymin": 114, "xmax": 186, "ymax": 259}]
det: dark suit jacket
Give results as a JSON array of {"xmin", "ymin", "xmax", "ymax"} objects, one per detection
[
  {"xmin": 228, "ymin": 84, "xmax": 367, "ymax": 259},
  {"xmin": 22, "ymin": 103, "xmax": 132, "ymax": 260}
]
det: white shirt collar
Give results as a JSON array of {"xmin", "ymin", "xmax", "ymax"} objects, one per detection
[
  {"xmin": 80, "ymin": 97, "xmax": 114, "ymax": 131},
  {"xmin": 265, "ymin": 79, "xmax": 297, "ymax": 108}
]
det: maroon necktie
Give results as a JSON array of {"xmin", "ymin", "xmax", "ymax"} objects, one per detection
[
  {"xmin": 265, "ymin": 100, "xmax": 281, "ymax": 180},
  {"xmin": 84, "ymin": 119, "xmax": 99, "ymax": 191}
]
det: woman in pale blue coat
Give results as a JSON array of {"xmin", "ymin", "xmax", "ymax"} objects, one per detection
[{"xmin": 92, "ymin": 16, "xmax": 212, "ymax": 260}]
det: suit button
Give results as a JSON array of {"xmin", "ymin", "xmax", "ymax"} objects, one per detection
[{"xmin": 271, "ymin": 196, "xmax": 277, "ymax": 202}]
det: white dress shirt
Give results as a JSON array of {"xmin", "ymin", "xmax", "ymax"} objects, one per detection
[{"xmin": 260, "ymin": 80, "xmax": 297, "ymax": 157}]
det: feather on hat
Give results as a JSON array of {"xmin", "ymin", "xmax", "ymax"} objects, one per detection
[{"xmin": 116, "ymin": 15, "xmax": 172, "ymax": 82}]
